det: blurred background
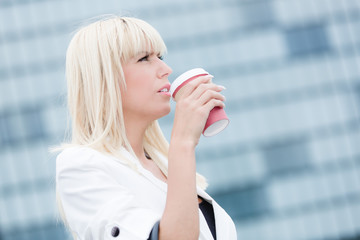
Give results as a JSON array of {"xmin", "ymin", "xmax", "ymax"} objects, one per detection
[{"xmin": 1, "ymin": 0, "xmax": 360, "ymax": 239}]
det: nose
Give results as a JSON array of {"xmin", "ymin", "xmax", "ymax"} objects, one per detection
[{"xmin": 158, "ymin": 59, "xmax": 172, "ymax": 79}]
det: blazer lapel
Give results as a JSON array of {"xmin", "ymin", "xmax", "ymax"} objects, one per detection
[
  {"xmin": 119, "ymin": 147, "xmax": 168, "ymax": 193},
  {"xmin": 197, "ymin": 187, "xmax": 215, "ymax": 240},
  {"xmin": 197, "ymin": 187, "xmax": 236, "ymax": 240},
  {"xmin": 197, "ymin": 187, "xmax": 213, "ymax": 203},
  {"xmin": 139, "ymin": 167, "xmax": 168, "ymax": 193},
  {"xmin": 198, "ymin": 208, "xmax": 215, "ymax": 240}
]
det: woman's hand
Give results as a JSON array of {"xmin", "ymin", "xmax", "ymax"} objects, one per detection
[
  {"xmin": 171, "ymin": 75, "xmax": 226, "ymax": 147},
  {"xmin": 160, "ymin": 75, "xmax": 225, "ymax": 239}
]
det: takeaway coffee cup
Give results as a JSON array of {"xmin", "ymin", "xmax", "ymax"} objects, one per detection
[{"xmin": 170, "ymin": 68, "xmax": 229, "ymax": 137}]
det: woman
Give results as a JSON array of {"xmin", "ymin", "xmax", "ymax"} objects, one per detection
[{"xmin": 56, "ymin": 16, "xmax": 237, "ymax": 240}]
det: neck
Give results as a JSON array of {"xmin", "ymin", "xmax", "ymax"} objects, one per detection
[{"xmin": 124, "ymin": 113, "xmax": 151, "ymax": 160}]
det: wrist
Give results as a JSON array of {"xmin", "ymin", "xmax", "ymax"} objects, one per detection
[{"xmin": 169, "ymin": 137, "xmax": 197, "ymax": 151}]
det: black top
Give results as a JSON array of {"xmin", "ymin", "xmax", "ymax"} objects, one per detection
[
  {"xmin": 148, "ymin": 198, "xmax": 217, "ymax": 240},
  {"xmin": 199, "ymin": 199, "xmax": 217, "ymax": 239}
]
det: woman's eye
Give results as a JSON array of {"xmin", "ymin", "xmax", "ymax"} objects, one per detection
[{"xmin": 138, "ymin": 55, "xmax": 149, "ymax": 62}]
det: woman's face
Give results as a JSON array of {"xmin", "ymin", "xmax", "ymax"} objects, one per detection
[{"xmin": 121, "ymin": 51, "xmax": 173, "ymax": 122}]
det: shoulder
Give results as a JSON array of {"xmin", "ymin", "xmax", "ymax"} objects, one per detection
[
  {"xmin": 56, "ymin": 146, "xmax": 102, "ymax": 169},
  {"xmin": 56, "ymin": 146, "xmax": 128, "ymax": 175},
  {"xmin": 56, "ymin": 146, "xmax": 138, "ymax": 176}
]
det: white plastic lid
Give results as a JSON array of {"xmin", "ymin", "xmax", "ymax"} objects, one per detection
[{"xmin": 170, "ymin": 68, "xmax": 209, "ymax": 97}]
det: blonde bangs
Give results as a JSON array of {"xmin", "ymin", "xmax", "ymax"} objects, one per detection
[{"xmin": 118, "ymin": 17, "xmax": 167, "ymax": 63}]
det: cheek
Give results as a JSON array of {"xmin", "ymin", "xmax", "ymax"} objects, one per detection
[
  {"xmin": 122, "ymin": 67, "xmax": 155, "ymax": 108},
  {"xmin": 124, "ymin": 72, "xmax": 150, "ymax": 94},
  {"xmin": 122, "ymin": 72, "xmax": 142, "ymax": 98},
  {"xmin": 121, "ymin": 81, "xmax": 151, "ymax": 110}
]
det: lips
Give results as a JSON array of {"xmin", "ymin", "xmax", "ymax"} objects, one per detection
[{"xmin": 158, "ymin": 83, "xmax": 171, "ymax": 94}]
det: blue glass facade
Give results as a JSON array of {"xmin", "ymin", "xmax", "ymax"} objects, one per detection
[{"xmin": 1, "ymin": 0, "xmax": 360, "ymax": 239}]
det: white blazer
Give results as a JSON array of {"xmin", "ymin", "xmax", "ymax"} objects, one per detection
[{"xmin": 56, "ymin": 147, "xmax": 237, "ymax": 240}]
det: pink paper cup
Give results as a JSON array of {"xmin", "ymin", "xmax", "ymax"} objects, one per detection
[{"xmin": 170, "ymin": 68, "xmax": 229, "ymax": 137}]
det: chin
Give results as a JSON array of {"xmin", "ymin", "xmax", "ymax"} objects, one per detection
[
  {"xmin": 153, "ymin": 105, "xmax": 171, "ymax": 119},
  {"xmin": 160, "ymin": 105, "xmax": 171, "ymax": 116}
]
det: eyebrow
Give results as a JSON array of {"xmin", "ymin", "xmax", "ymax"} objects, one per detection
[{"xmin": 135, "ymin": 51, "xmax": 152, "ymax": 57}]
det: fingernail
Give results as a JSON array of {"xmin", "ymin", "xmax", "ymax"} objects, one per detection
[{"xmin": 218, "ymin": 85, "xmax": 226, "ymax": 90}]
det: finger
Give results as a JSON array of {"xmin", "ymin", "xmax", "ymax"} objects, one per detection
[
  {"xmin": 190, "ymin": 83, "xmax": 225, "ymax": 101},
  {"xmin": 176, "ymin": 75, "xmax": 213, "ymax": 99},
  {"xmin": 203, "ymin": 99, "xmax": 225, "ymax": 114},
  {"xmin": 197, "ymin": 90, "xmax": 225, "ymax": 107}
]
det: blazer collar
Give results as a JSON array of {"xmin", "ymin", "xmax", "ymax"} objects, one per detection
[
  {"xmin": 118, "ymin": 147, "xmax": 215, "ymax": 201},
  {"xmin": 118, "ymin": 147, "xmax": 168, "ymax": 193}
]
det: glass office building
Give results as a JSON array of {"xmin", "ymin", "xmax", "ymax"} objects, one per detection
[{"xmin": 0, "ymin": 0, "xmax": 360, "ymax": 239}]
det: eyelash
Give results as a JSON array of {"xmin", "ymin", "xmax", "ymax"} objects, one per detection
[
  {"xmin": 138, "ymin": 54, "xmax": 164, "ymax": 62},
  {"xmin": 138, "ymin": 55, "xmax": 149, "ymax": 62}
]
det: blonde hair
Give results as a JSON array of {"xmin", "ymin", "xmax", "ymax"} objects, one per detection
[{"xmin": 57, "ymin": 16, "xmax": 207, "ymax": 236}]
